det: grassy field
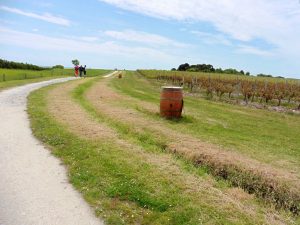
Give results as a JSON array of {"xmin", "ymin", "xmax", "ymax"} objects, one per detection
[
  {"xmin": 0, "ymin": 68, "xmax": 111, "ymax": 90},
  {"xmin": 0, "ymin": 68, "xmax": 111, "ymax": 82},
  {"xmin": 109, "ymin": 72, "xmax": 300, "ymax": 213},
  {"xmin": 111, "ymin": 72, "xmax": 300, "ymax": 171},
  {"xmin": 26, "ymin": 71, "xmax": 300, "ymax": 224}
]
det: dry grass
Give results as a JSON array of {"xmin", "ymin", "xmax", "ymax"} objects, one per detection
[
  {"xmin": 84, "ymin": 76, "xmax": 300, "ymax": 214},
  {"xmin": 47, "ymin": 78, "xmax": 117, "ymax": 140},
  {"xmin": 40, "ymin": 73, "xmax": 296, "ymax": 224}
]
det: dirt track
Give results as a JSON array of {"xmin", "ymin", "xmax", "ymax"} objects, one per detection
[{"xmin": 0, "ymin": 78, "xmax": 103, "ymax": 225}]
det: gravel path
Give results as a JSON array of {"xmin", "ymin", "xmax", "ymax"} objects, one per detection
[
  {"xmin": 0, "ymin": 78, "xmax": 103, "ymax": 225},
  {"xmin": 103, "ymin": 71, "xmax": 118, "ymax": 78}
]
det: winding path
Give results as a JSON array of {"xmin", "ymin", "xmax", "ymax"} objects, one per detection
[{"xmin": 0, "ymin": 78, "xmax": 103, "ymax": 225}]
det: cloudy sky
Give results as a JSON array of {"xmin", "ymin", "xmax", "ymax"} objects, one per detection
[{"xmin": 0, "ymin": 0, "xmax": 300, "ymax": 78}]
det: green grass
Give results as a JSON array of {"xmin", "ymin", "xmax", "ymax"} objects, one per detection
[
  {"xmin": 111, "ymin": 72, "xmax": 300, "ymax": 175},
  {"xmin": 0, "ymin": 76, "xmax": 66, "ymax": 91},
  {"xmin": 27, "ymin": 79, "xmax": 298, "ymax": 224},
  {"xmin": 0, "ymin": 68, "xmax": 111, "ymax": 82},
  {"xmin": 72, "ymin": 77, "xmax": 168, "ymax": 154},
  {"xmin": 112, "ymin": 73, "xmax": 300, "ymax": 214},
  {"xmin": 0, "ymin": 68, "xmax": 111, "ymax": 91}
]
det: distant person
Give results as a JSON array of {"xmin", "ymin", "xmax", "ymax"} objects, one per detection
[
  {"xmin": 74, "ymin": 65, "xmax": 79, "ymax": 77},
  {"xmin": 79, "ymin": 65, "xmax": 83, "ymax": 77},
  {"xmin": 83, "ymin": 65, "xmax": 86, "ymax": 78}
]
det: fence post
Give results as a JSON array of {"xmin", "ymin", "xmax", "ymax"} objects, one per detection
[
  {"xmin": 24, "ymin": 73, "xmax": 27, "ymax": 79},
  {"xmin": 2, "ymin": 74, "xmax": 5, "ymax": 82}
]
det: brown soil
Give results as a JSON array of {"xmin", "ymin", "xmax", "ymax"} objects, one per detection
[
  {"xmin": 43, "ymin": 75, "xmax": 289, "ymax": 224},
  {"xmin": 85, "ymin": 76, "xmax": 300, "ymax": 214}
]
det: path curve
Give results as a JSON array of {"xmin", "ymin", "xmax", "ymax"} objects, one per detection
[{"xmin": 0, "ymin": 77, "xmax": 103, "ymax": 225}]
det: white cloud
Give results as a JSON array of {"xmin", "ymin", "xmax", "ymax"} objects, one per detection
[
  {"xmin": 0, "ymin": 26, "xmax": 177, "ymax": 62},
  {"xmin": 235, "ymin": 45, "xmax": 274, "ymax": 56},
  {"xmin": 60, "ymin": 35, "xmax": 100, "ymax": 42},
  {"xmin": 98, "ymin": 0, "xmax": 300, "ymax": 58},
  {"xmin": 0, "ymin": 5, "xmax": 70, "ymax": 26},
  {"xmin": 191, "ymin": 31, "xmax": 232, "ymax": 46},
  {"xmin": 104, "ymin": 29, "xmax": 188, "ymax": 47}
]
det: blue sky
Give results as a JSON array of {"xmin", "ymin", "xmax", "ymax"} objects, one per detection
[{"xmin": 0, "ymin": 0, "xmax": 300, "ymax": 78}]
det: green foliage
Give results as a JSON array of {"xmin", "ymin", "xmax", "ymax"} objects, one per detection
[
  {"xmin": 52, "ymin": 65, "xmax": 64, "ymax": 69},
  {"xmin": 0, "ymin": 58, "xmax": 46, "ymax": 70},
  {"xmin": 176, "ymin": 63, "xmax": 250, "ymax": 76},
  {"xmin": 72, "ymin": 59, "xmax": 80, "ymax": 66},
  {"xmin": 257, "ymin": 73, "xmax": 273, "ymax": 78}
]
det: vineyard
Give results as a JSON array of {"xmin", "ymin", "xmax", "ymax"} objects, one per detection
[{"xmin": 138, "ymin": 70, "xmax": 300, "ymax": 110}]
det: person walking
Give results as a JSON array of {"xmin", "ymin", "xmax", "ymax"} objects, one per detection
[
  {"xmin": 79, "ymin": 65, "xmax": 83, "ymax": 77},
  {"xmin": 74, "ymin": 65, "xmax": 79, "ymax": 77},
  {"xmin": 83, "ymin": 65, "xmax": 87, "ymax": 78}
]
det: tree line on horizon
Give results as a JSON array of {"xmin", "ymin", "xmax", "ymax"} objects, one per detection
[
  {"xmin": 172, "ymin": 63, "xmax": 284, "ymax": 79},
  {"xmin": 0, "ymin": 59, "xmax": 64, "ymax": 71}
]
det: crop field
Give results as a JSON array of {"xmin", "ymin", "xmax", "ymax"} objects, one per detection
[
  {"xmin": 139, "ymin": 70, "xmax": 300, "ymax": 110},
  {"xmin": 26, "ymin": 71, "xmax": 300, "ymax": 224}
]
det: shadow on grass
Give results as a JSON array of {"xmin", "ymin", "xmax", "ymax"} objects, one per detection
[{"xmin": 134, "ymin": 105, "xmax": 195, "ymax": 124}]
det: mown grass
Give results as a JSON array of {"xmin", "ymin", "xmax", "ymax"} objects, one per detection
[
  {"xmin": 0, "ymin": 68, "xmax": 111, "ymax": 82},
  {"xmin": 72, "ymin": 76, "xmax": 299, "ymax": 219},
  {"xmin": 108, "ymin": 71, "xmax": 300, "ymax": 214},
  {"xmin": 111, "ymin": 71, "xmax": 300, "ymax": 174},
  {"xmin": 27, "ymin": 79, "xmax": 298, "ymax": 224},
  {"xmin": 0, "ymin": 68, "xmax": 111, "ymax": 91},
  {"xmin": 72, "ymin": 77, "xmax": 168, "ymax": 154}
]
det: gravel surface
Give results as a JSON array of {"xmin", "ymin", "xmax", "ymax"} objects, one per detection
[{"xmin": 0, "ymin": 78, "xmax": 103, "ymax": 225}]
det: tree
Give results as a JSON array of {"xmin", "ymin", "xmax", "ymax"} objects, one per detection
[
  {"xmin": 0, "ymin": 58, "xmax": 45, "ymax": 70},
  {"xmin": 171, "ymin": 68, "xmax": 176, "ymax": 71},
  {"xmin": 52, "ymin": 65, "xmax": 64, "ymax": 69},
  {"xmin": 72, "ymin": 59, "xmax": 80, "ymax": 66},
  {"xmin": 257, "ymin": 73, "xmax": 272, "ymax": 78},
  {"xmin": 177, "ymin": 63, "xmax": 190, "ymax": 71}
]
